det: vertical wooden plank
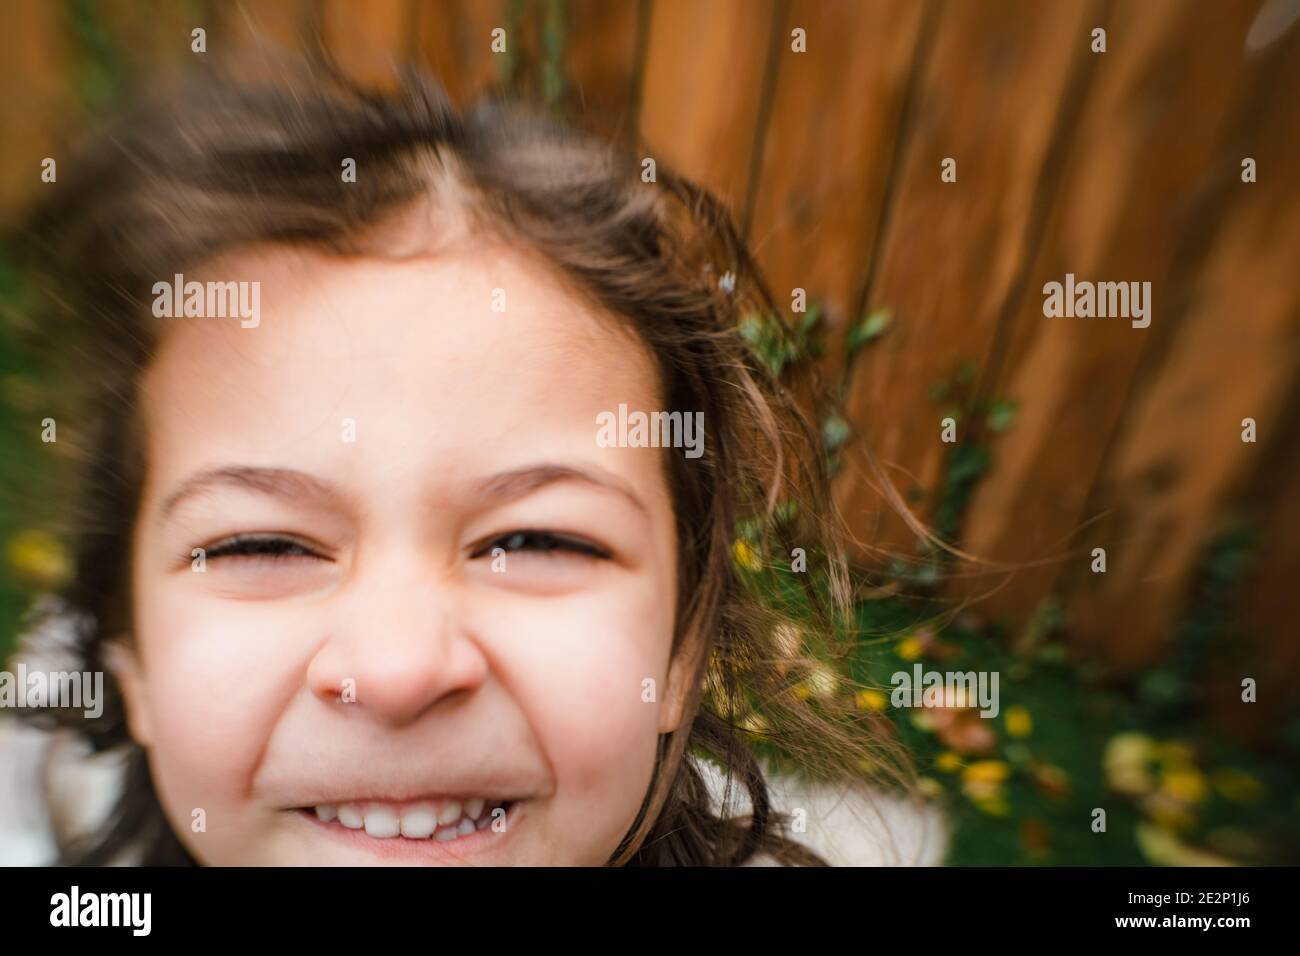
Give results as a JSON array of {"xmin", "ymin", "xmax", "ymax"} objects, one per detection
[
  {"xmin": 414, "ymin": 0, "xmax": 506, "ymax": 105},
  {"xmin": 1214, "ymin": 436, "xmax": 1300, "ymax": 744},
  {"xmin": 564, "ymin": 0, "xmax": 641, "ymax": 143},
  {"xmin": 214, "ymin": 0, "xmax": 315, "ymax": 76},
  {"xmin": 637, "ymin": 0, "xmax": 778, "ymax": 215},
  {"xmin": 96, "ymin": 0, "xmax": 201, "ymax": 80},
  {"xmin": 747, "ymin": 0, "xmax": 926, "ymax": 339},
  {"xmin": 1062, "ymin": 31, "xmax": 1300, "ymax": 671},
  {"xmin": 0, "ymin": 0, "xmax": 75, "ymax": 221},
  {"xmin": 830, "ymin": 0, "xmax": 1093, "ymax": 566},
  {"xmin": 322, "ymin": 0, "xmax": 414, "ymax": 87},
  {"xmin": 951, "ymin": 0, "xmax": 1263, "ymax": 627}
]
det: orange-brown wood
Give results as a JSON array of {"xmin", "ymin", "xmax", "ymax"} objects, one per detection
[
  {"xmin": 952, "ymin": 0, "xmax": 1263, "ymax": 631},
  {"xmin": 213, "ymin": 0, "xmax": 313, "ymax": 78},
  {"xmin": 638, "ymin": 0, "xmax": 778, "ymax": 216},
  {"xmin": 322, "ymin": 0, "xmax": 414, "ymax": 87},
  {"xmin": 1215, "ymin": 444, "xmax": 1300, "ymax": 745},
  {"xmin": 0, "ymin": 0, "xmax": 75, "ymax": 222},
  {"xmin": 831, "ymin": 0, "xmax": 1093, "ymax": 569},
  {"xmin": 563, "ymin": 0, "xmax": 642, "ymax": 144},
  {"xmin": 95, "ymin": 0, "xmax": 199, "ymax": 78},
  {"xmin": 1062, "ymin": 28, "xmax": 1300, "ymax": 672},
  {"xmin": 414, "ymin": 0, "xmax": 506, "ymax": 106},
  {"xmin": 748, "ymin": 0, "xmax": 927, "ymax": 343}
]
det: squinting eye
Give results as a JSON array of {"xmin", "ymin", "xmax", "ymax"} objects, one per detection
[
  {"xmin": 473, "ymin": 530, "xmax": 610, "ymax": 560},
  {"xmin": 201, "ymin": 534, "xmax": 327, "ymax": 563}
]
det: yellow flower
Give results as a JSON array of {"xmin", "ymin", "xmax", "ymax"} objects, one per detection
[
  {"xmin": 731, "ymin": 539, "xmax": 763, "ymax": 572},
  {"xmin": 1004, "ymin": 706, "xmax": 1033, "ymax": 738},
  {"xmin": 6, "ymin": 529, "xmax": 71, "ymax": 588},
  {"xmin": 935, "ymin": 751, "xmax": 963, "ymax": 773},
  {"xmin": 1212, "ymin": 768, "xmax": 1266, "ymax": 804},
  {"xmin": 962, "ymin": 760, "xmax": 1010, "ymax": 802},
  {"xmin": 1161, "ymin": 768, "xmax": 1208, "ymax": 805},
  {"xmin": 975, "ymin": 797, "xmax": 1011, "ymax": 817},
  {"xmin": 1157, "ymin": 741, "xmax": 1197, "ymax": 770},
  {"xmin": 963, "ymin": 760, "xmax": 1011, "ymax": 784},
  {"xmin": 854, "ymin": 689, "xmax": 888, "ymax": 712},
  {"xmin": 1104, "ymin": 732, "xmax": 1156, "ymax": 796},
  {"xmin": 917, "ymin": 777, "xmax": 944, "ymax": 799},
  {"xmin": 897, "ymin": 636, "xmax": 924, "ymax": 660}
]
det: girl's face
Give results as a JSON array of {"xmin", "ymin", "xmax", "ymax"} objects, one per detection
[{"xmin": 115, "ymin": 237, "xmax": 691, "ymax": 865}]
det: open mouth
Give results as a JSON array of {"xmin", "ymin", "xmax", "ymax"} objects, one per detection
[{"xmin": 295, "ymin": 796, "xmax": 518, "ymax": 845}]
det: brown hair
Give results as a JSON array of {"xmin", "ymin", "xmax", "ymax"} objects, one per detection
[{"xmin": 11, "ymin": 61, "xmax": 916, "ymax": 866}]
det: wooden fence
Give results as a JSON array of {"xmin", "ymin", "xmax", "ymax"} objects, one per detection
[{"xmin": 2, "ymin": 0, "xmax": 1298, "ymax": 725}]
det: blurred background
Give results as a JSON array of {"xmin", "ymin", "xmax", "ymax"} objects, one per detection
[{"xmin": 0, "ymin": 0, "xmax": 1297, "ymax": 865}]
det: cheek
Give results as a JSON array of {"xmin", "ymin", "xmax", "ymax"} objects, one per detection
[
  {"xmin": 485, "ymin": 584, "xmax": 674, "ymax": 842},
  {"xmin": 135, "ymin": 588, "xmax": 297, "ymax": 823}
]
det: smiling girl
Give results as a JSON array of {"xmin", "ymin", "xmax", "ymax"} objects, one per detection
[{"xmin": 4, "ymin": 66, "xmax": 944, "ymax": 866}]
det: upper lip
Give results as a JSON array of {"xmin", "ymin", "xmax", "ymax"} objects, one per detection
[
  {"xmin": 256, "ymin": 725, "xmax": 548, "ymax": 810},
  {"xmin": 286, "ymin": 791, "xmax": 522, "ymax": 808},
  {"xmin": 263, "ymin": 768, "xmax": 540, "ymax": 809}
]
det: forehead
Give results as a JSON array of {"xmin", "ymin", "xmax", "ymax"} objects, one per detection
[{"xmin": 137, "ymin": 240, "xmax": 665, "ymax": 498}]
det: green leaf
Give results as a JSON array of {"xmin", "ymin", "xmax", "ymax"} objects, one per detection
[
  {"xmin": 739, "ymin": 312, "xmax": 801, "ymax": 376},
  {"xmin": 797, "ymin": 303, "xmax": 823, "ymax": 335},
  {"xmin": 847, "ymin": 308, "xmax": 892, "ymax": 354},
  {"xmin": 986, "ymin": 397, "xmax": 1018, "ymax": 433},
  {"xmin": 822, "ymin": 414, "xmax": 851, "ymax": 453}
]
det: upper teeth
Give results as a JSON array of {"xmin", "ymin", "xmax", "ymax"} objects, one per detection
[{"xmin": 315, "ymin": 798, "xmax": 501, "ymax": 841}]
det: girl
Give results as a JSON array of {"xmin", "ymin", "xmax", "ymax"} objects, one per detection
[{"xmin": 3, "ymin": 64, "xmax": 945, "ymax": 866}]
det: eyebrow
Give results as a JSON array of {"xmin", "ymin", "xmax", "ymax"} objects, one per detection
[
  {"xmin": 158, "ymin": 466, "xmax": 347, "ymax": 523},
  {"xmin": 157, "ymin": 462, "xmax": 647, "ymax": 524},
  {"xmin": 478, "ymin": 463, "xmax": 648, "ymax": 515}
]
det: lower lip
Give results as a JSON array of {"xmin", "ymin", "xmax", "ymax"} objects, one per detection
[{"xmin": 292, "ymin": 801, "xmax": 525, "ymax": 862}]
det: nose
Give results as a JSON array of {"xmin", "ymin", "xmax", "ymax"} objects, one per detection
[{"xmin": 307, "ymin": 548, "xmax": 489, "ymax": 726}]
